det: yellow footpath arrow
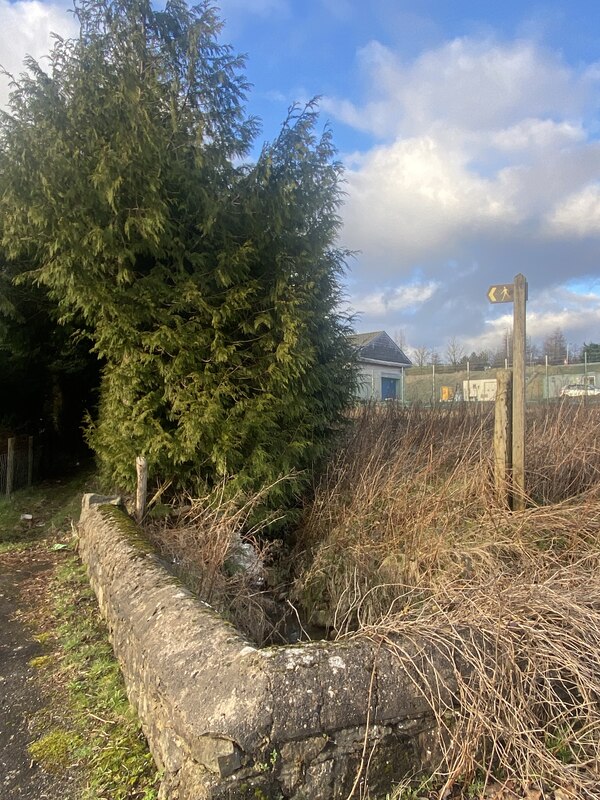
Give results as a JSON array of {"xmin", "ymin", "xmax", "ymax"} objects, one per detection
[{"xmin": 487, "ymin": 283, "xmax": 514, "ymax": 303}]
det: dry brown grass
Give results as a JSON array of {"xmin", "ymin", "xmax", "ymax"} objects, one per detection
[
  {"xmin": 368, "ymin": 558, "xmax": 600, "ymax": 799},
  {"xmin": 293, "ymin": 401, "xmax": 600, "ymax": 631},
  {"xmin": 291, "ymin": 400, "xmax": 600, "ymax": 797}
]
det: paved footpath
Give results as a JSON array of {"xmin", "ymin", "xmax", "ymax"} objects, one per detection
[{"xmin": 0, "ymin": 552, "xmax": 77, "ymax": 800}]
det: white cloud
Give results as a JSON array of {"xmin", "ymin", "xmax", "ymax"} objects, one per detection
[
  {"xmin": 527, "ymin": 308, "xmax": 600, "ymax": 341},
  {"xmin": 464, "ymin": 285, "xmax": 600, "ymax": 356},
  {"xmin": 334, "ymin": 35, "xmax": 600, "ymax": 275},
  {"xmin": 342, "ymin": 134, "xmax": 519, "ymax": 269},
  {"xmin": 546, "ymin": 184, "xmax": 600, "ymax": 237},
  {"xmin": 351, "ymin": 281, "xmax": 438, "ymax": 317},
  {"xmin": 490, "ymin": 119, "xmax": 584, "ymax": 153},
  {"xmin": 0, "ymin": 0, "xmax": 77, "ymax": 108},
  {"xmin": 524, "ymin": 285, "xmax": 600, "ymax": 349},
  {"xmin": 394, "ymin": 38, "xmax": 583, "ymax": 134},
  {"xmin": 329, "ymin": 33, "xmax": 600, "ymax": 350},
  {"xmin": 325, "ymin": 37, "xmax": 591, "ymax": 140}
]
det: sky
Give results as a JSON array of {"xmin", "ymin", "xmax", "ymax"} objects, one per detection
[{"xmin": 1, "ymin": 0, "xmax": 600, "ymax": 358}]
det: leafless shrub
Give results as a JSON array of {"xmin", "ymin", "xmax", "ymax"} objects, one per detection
[
  {"xmin": 145, "ymin": 400, "xmax": 600, "ymax": 795},
  {"xmin": 356, "ymin": 558, "xmax": 600, "ymax": 799},
  {"xmin": 144, "ymin": 481, "xmax": 293, "ymax": 646}
]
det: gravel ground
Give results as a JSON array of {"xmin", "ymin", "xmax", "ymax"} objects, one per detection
[{"xmin": 0, "ymin": 551, "xmax": 78, "ymax": 800}]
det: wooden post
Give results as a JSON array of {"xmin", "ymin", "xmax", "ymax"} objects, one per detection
[
  {"xmin": 494, "ymin": 369, "xmax": 513, "ymax": 508},
  {"xmin": 512, "ymin": 274, "xmax": 527, "ymax": 511},
  {"xmin": 6, "ymin": 437, "xmax": 15, "ymax": 497},
  {"xmin": 466, "ymin": 360, "xmax": 470, "ymax": 403},
  {"xmin": 27, "ymin": 436, "xmax": 34, "ymax": 487},
  {"xmin": 135, "ymin": 456, "xmax": 148, "ymax": 524}
]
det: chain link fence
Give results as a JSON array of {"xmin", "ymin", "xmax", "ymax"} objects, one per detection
[{"xmin": 361, "ymin": 358, "xmax": 600, "ymax": 406}]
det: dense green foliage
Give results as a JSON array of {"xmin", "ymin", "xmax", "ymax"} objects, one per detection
[{"xmin": 0, "ymin": 0, "xmax": 355, "ymax": 506}]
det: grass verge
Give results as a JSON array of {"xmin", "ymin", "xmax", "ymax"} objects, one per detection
[
  {"xmin": 28, "ymin": 555, "xmax": 160, "ymax": 799},
  {"xmin": 0, "ymin": 468, "xmax": 93, "ymax": 553}
]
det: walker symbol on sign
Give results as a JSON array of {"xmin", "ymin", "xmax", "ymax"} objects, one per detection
[{"xmin": 487, "ymin": 284, "xmax": 514, "ymax": 303}]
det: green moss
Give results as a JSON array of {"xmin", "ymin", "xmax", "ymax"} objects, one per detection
[
  {"xmin": 99, "ymin": 504, "xmax": 153, "ymax": 554},
  {"xmin": 0, "ymin": 466, "xmax": 95, "ymax": 548},
  {"xmin": 95, "ymin": 505, "xmax": 189, "ymax": 598},
  {"xmin": 28, "ymin": 655, "xmax": 52, "ymax": 669},
  {"xmin": 0, "ymin": 539, "xmax": 37, "ymax": 554},
  {"xmin": 0, "ymin": 467, "xmax": 159, "ymax": 797},
  {"xmin": 29, "ymin": 728, "xmax": 83, "ymax": 771}
]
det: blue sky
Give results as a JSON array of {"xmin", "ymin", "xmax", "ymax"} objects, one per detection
[{"xmin": 2, "ymin": 0, "xmax": 600, "ymax": 358}]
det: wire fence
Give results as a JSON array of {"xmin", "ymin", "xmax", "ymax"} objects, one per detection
[{"xmin": 358, "ymin": 358, "xmax": 600, "ymax": 406}]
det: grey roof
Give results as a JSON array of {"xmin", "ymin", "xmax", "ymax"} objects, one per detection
[{"xmin": 349, "ymin": 331, "xmax": 412, "ymax": 366}]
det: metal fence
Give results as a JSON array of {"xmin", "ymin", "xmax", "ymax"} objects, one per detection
[{"xmin": 399, "ymin": 358, "xmax": 600, "ymax": 406}]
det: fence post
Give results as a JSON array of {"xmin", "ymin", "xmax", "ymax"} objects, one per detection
[
  {"xmin": 6, "ymin": 437, "xmax": 15, "ymax": 497},
  {"xmin": 135, "ymin": 456, "xmax": 148, "ymax": 524},
  {"xmin": 27, "ymin": 436, "xmax": 34, "ymax": 487},
  {"xmin": 466, "ymin": 360, "xmax": 470, "ymax": 402},
  {"xmin": 494, "ymin": 370, "xmax": 513, "ymax": 509}
]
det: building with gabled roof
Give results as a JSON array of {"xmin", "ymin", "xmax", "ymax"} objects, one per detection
[{"xmin": 348, "ymin": 331, "xmax": 412, "ymax": 401}]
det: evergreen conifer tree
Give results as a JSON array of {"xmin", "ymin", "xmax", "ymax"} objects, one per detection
[{"xmin": 0, "ymin": 0, "xmax": 356, "ymax": 509}]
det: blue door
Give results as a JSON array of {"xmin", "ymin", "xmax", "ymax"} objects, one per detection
[{"xmin": 381, "ymin": 377, "xmax": 398, "ymax": 400}]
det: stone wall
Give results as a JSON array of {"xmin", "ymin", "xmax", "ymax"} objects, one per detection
[{"xmin": 78, "ymin": 496, "xmax": 455, "ymax": 799}]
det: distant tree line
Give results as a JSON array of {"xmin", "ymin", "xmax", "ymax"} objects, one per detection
[{"xmin": 395, "ymin": 328, "xmax": 600, "ymax": 370}]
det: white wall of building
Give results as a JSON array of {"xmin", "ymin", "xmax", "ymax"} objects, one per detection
[{"xmin": 357, "ymin": 364, "xmax": 406, "ymax": 401}]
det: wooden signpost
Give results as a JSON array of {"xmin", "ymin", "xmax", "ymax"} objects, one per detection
[{"xmin": 488, "ymin": 273, "xmax": 527, "ymax": 510}]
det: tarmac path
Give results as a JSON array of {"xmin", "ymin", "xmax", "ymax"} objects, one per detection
[{"xmin": 0, "ymin": 551, "xmax": 77, "ymax": 800}]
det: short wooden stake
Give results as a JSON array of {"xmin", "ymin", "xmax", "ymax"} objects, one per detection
[
  {"xmin": 135, "ymin": 456, "xmax": 148, "ymax": 523},
  {"xmin": 494, "ymin": 370, "xmax": 513, "ymax": 509}
]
